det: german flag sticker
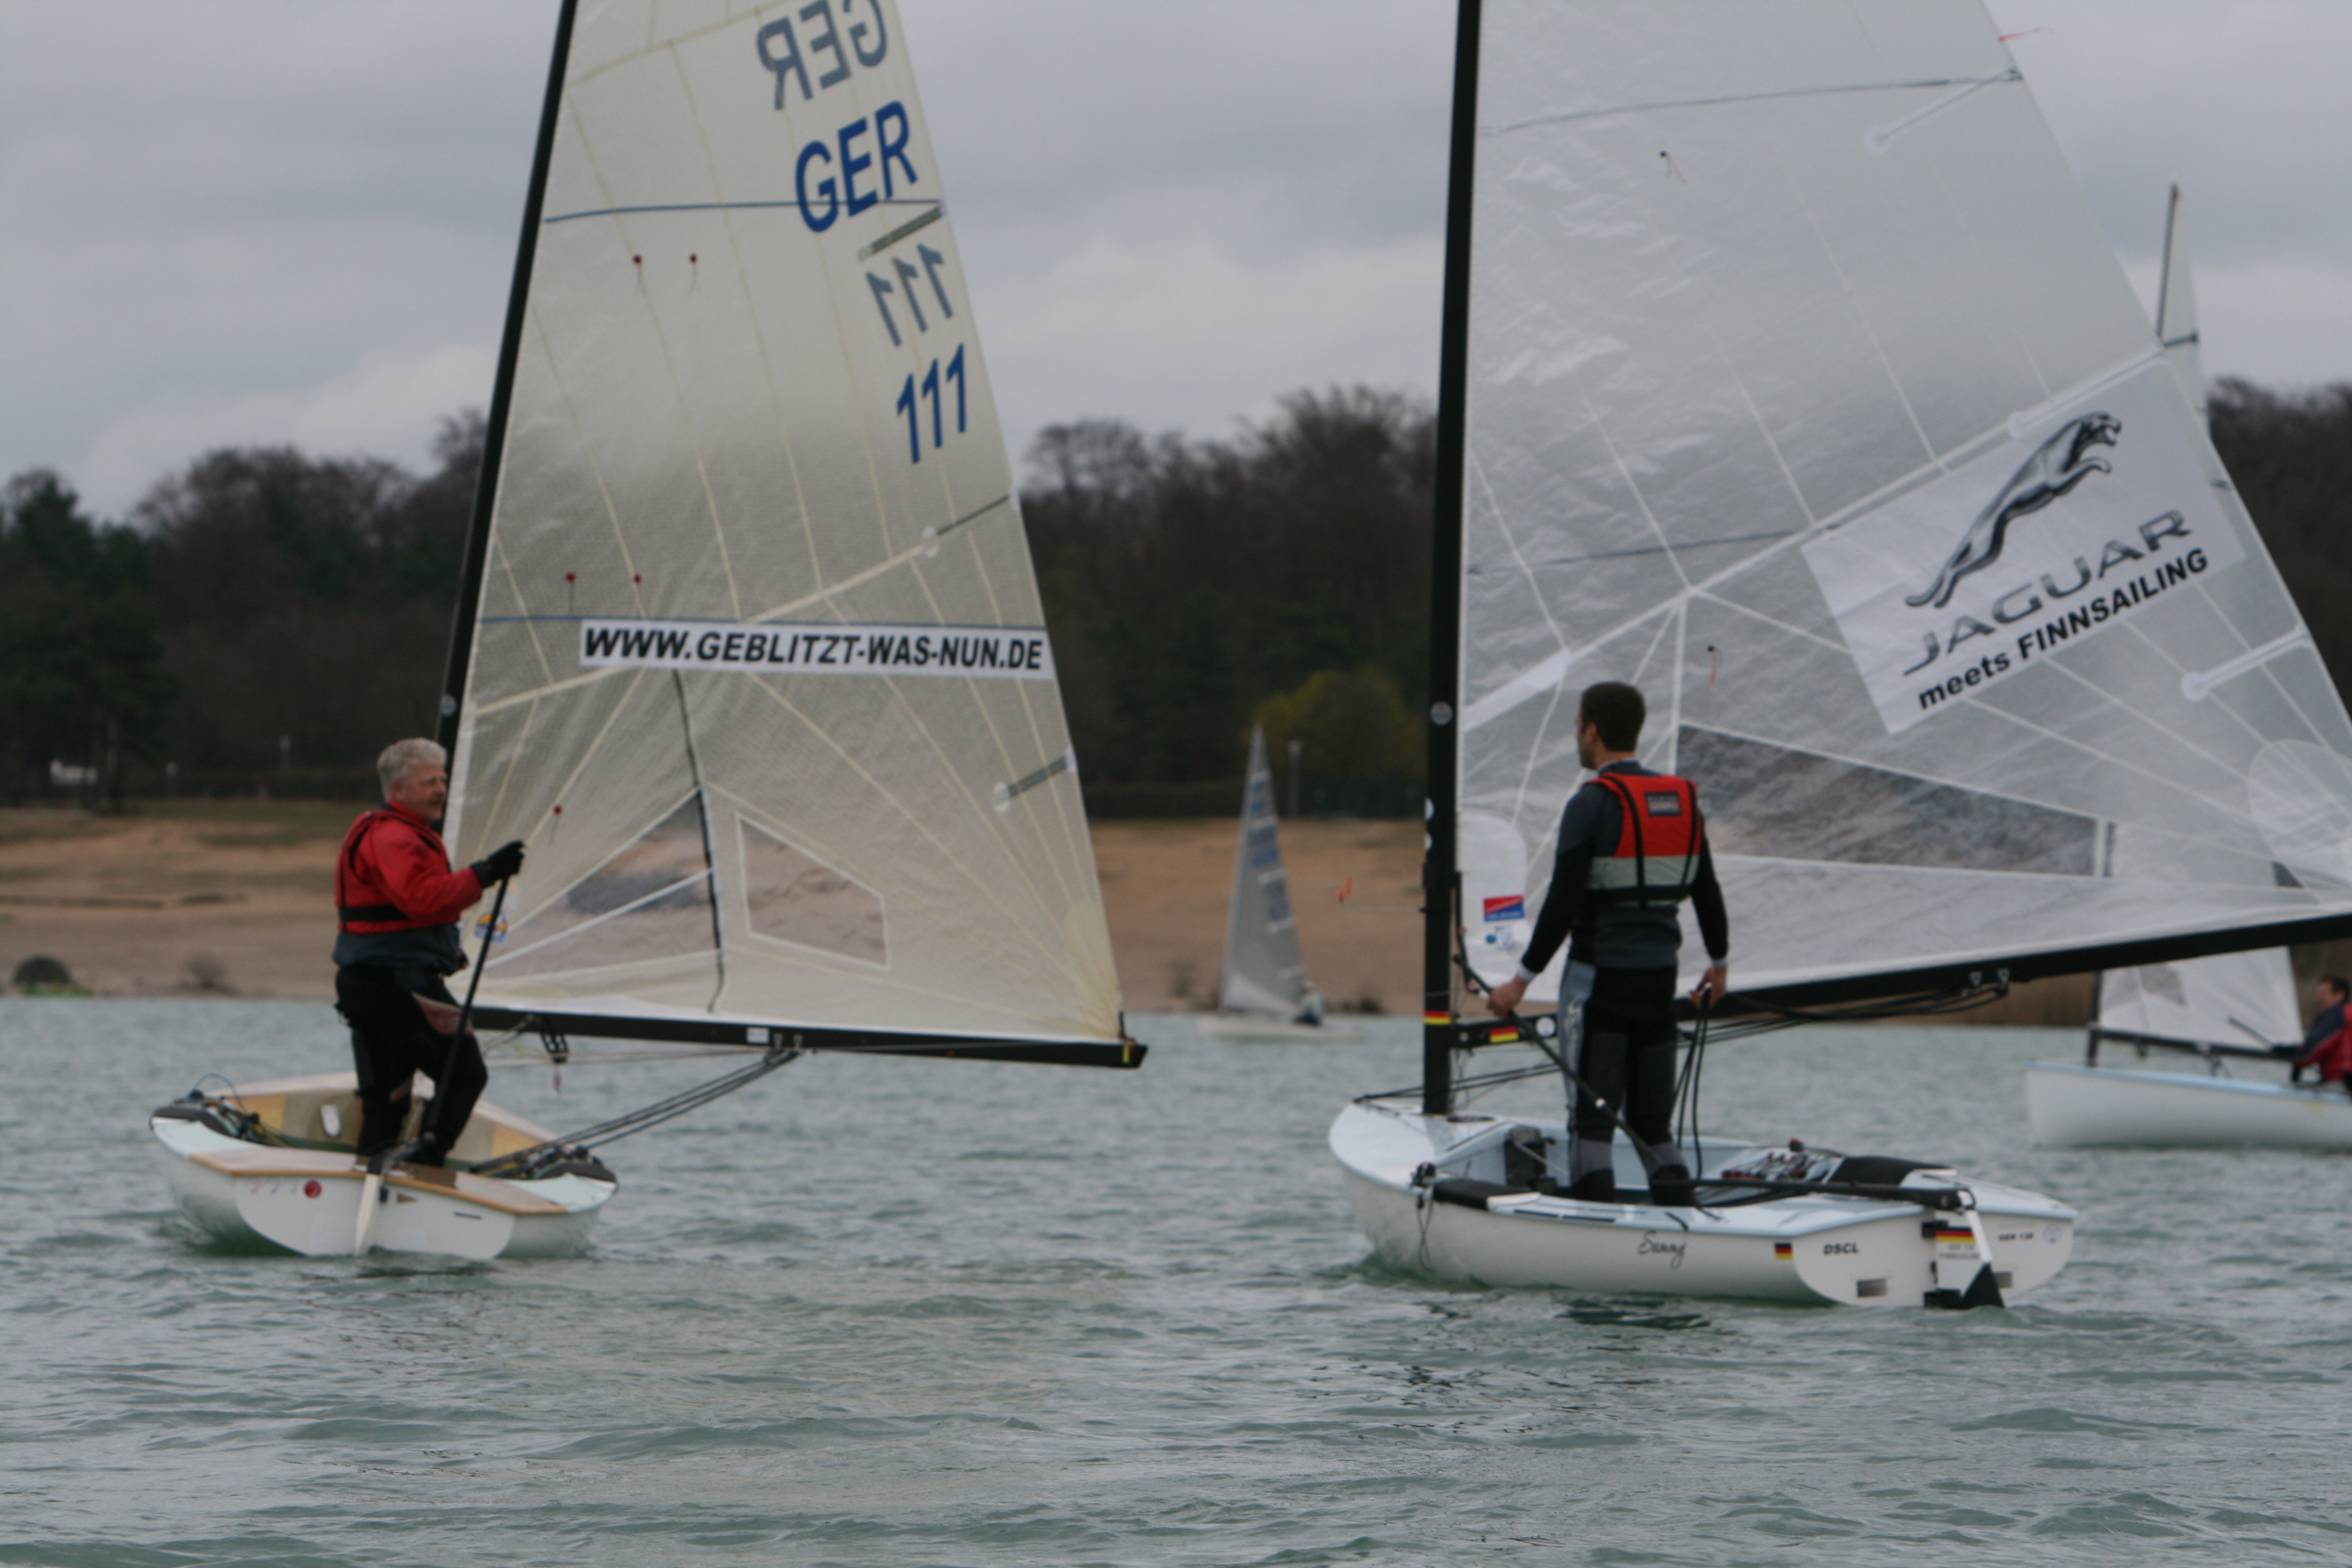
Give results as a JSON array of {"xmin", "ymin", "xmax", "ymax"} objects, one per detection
[{"xmin": 1773, "ymin": 1242, "xmax": 1793, "ymax": 1258}]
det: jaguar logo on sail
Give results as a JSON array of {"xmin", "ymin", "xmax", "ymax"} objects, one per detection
[
  {"xmin": 1799, "ymin": 360, "xmax": 2244, "ymax": 736},
  {"xmin": 1904, "ymin": 413, "xmax": 2120, "ymax": 610}
]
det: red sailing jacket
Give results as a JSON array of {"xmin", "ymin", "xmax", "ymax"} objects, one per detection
[
  {"xmin": 1584, "ymin": 771, "xmax": 1704, "ymax": 908},
  {"xmin": 2297, "ymin": 1021, "xmax": 2352, "ymax": 1085},
  {"xmin": 336, "ymin": 803, "xmax": 483, "ymax": 935}
]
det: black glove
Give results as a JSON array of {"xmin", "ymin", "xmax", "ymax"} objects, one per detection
[{"xmin": 471, "ymin": 840, "xmax": 525, "ymax": 884}]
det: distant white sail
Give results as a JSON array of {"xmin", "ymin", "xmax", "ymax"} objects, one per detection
[
  {"xmin": 1449, "ymin": 1, "xmax": 2352, "ymax": 1005},
  {"xmin": 2097, "ymin": 951, "xmax": 2301, "ymax": 1053},
  {"xmin": 440, "ymin": 0, "xmax": 1121, "ymax": 1050},
  {"xmin": 1220, "ymin": 727, "xmax": 1311, "ymax": 1017},
  {"xmin": 2157, "ymin": 183, "xmax": 2206, "ymax": 423}
]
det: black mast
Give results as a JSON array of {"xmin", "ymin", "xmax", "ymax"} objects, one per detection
[
  {"xmin": 436, "ymin": 0, "xmax": 581, "ymax": 757},
  {"xmin": 1421, "ymin": 0, "xmax": 1484, "ymax": 1116}
]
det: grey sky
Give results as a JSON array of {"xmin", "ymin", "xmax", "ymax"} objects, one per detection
[{"xmin": 2, "ymin": 1, "xmax": 2344, "ymax": 522}]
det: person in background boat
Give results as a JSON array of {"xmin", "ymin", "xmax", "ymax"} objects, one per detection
[
  {"xmin": 333, "ymin": 738, "xmax": 525, "ymax": 1166},
  {"xmin": 1484, "ymin": 682, "xmax": 1730, "ymax": 1204},
  {"xmin": 2281, "ymin": 976, "xmax": 2351, "ymax": 1086}
]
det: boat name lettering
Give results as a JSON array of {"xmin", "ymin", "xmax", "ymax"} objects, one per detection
[
  {"xmin": 758, "ymin": 1, "xmax": 888, "ymax": 108},
  {"xmin": 1821, "ymin": 1241, "xmax": 1860, "ymax": 1255},
  {"xmin": 580, "ymin": 619, "xmax": 1054, "ymax": 681},
  {"xmin": 796, "ymin": 103, "xmax": 919, "ymax": 234},
  {"xmin": 1636, "ymin": 1231, "xmax": 1687, "ymax": 1269}
]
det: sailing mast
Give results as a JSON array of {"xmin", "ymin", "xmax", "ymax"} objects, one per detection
[
  {"xmin": 1421, "ymin": 0, "xmax": 1484, "ymax": 1115},
  {"xmin": 439, "ymin": 0, "xmax": 578, "ymax": 759}
]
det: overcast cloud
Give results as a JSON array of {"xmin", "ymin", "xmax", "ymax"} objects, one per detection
[{"xmin": 2, "ymin": 1, "xmax": 2344, "ymax": 521}]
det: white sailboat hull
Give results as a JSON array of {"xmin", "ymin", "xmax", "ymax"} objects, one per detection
[
  {"xmin": 151, "ymin": 1105, "xmax": 615, "ymax": 1260},
  {"xmin": 2027, "ymin": 1061, "xmax": 2352, "ymax": 1149},
  {"xmin": 1331, "ymin": 1101, "xmax": 2073, "ymax": 1307}
]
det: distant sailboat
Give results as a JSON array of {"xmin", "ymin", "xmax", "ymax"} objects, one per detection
[
  {"xmin": 2024, "ymin": 185, "xmax": 2352, "ymax": 1147},
  {"xmin": 2025, "ymin": 952, "xmax": 2352, "ymax": 1147},
  {"xmin": 1199, "ymin": 727, "xmax": 1353, "ymax": 1041},
  {"xmin": 152, "ymin": 0, "xmax": 1140, "ymax": 1259},
  {"xmin": 1334, "ymin": 2, "xmax": 2352, "ymax": 1306}
]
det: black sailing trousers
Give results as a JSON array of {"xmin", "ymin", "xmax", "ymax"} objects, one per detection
[
  {"xmin": 333, "ymin": 963, "xmax": 488, "ymax": 1163},
  {"xmin": 1572, "ymin": 965, "xmax": 1680, "ymax": 1150}
]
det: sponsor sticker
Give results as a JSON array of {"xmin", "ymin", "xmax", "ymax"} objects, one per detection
[
  {"xmin": 1802, "ymin": 361, "xmax": 2242, "ymax": 734},
  {"xmin": 1482, "ymin": 894, "xmax": 1525, "ymax": 923},
  {"xmin": 579, "ymin": 619, "xmax": 1054, "ymax": 681}
]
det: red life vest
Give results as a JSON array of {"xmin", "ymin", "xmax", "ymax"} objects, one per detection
[
  {"xmin": 1583, "ymin": 771, "xmax": 1705, "ymax": 908},
  {"xmin": 2299, "ymin": 1021, "xmax": 2352, "ymax": 1085},
  {"xmin": 336, "ymin": 806, "xmax": 457, "ymax": 935}
]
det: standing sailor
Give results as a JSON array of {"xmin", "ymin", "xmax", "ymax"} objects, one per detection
[
  {"xmin": 1485, "ymin": 682, "xmax": 1729, "ymax": 1204},
  {"xmin": 333, "ymin": 737, "xmax": 524, "ymax": 1165}
]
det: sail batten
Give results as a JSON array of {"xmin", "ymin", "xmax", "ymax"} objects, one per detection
[
  {"xmin": 1441, "ymin": 1, "xmax": 2352, "ymax": 1019},
  {"xmin": 440, "ymin": 0, "xmax": 1123, "ymax": 1053}
]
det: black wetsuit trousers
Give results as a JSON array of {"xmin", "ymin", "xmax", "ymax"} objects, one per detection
[
  {"xmin": 1572, "ymin": 965, "xmax": 1679, "ymax": 1151},
  {"xmin": 333, "ymin": 964, "xmax": 487, "ymax": 1163}
]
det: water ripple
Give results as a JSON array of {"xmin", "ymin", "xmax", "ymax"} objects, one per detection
[{"xmin": 8, "ymin": 1002, "xmax": 2352, "ymax": 1564}]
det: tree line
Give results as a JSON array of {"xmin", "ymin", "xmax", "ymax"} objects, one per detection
[{"xmin": 3, "ymin": 379, "xmax": 2347, "ymax": 812}]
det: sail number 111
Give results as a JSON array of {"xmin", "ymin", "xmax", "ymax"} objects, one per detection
[{"xmin": 895, "ymin": 347, "xmax": 965, "ymax": 463}]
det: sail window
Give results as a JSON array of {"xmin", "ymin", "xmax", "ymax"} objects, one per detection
[
  {"xmin": 1679, "ymin": 728, "xmax": 2097, "ymax": 876},
  {"xmin": 488, "ymin": 795, "xmax": 717, "ymax": 979},
  {"xmin": 739, "ymin": 820, "xmax": 887, "ymax": 967}
]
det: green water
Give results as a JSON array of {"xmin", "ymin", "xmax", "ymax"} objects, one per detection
[{"xmin": 3, "ymin": 998, "xmax": 2348, "ymax": 1565}]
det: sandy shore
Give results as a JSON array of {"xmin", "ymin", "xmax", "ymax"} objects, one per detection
[
  {"xmin": 2, "ymin": 803, "xmax": 2138, "ymax": 1024},
  {"xmin": 0, "ymin": 805, "xmax": 1426, "ymax": 1016}
]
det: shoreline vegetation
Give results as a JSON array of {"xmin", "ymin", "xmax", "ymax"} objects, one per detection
[
  {"xmin": 11, "ymin": 799, "xmax": 2305, "ymax": 1028},
  {"xmin": 7, "ymin": 380, "xmax": 2346, "ymax": 1027}
]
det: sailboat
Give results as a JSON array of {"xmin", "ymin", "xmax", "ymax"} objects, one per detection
[
  {"xmin": 1198, "ymin": 726, "xmax": 1356, "ymax": 1042},
  {"xmin": 2027, "ymin": 953, "xmax": 2352, "ymax": 1147},
  {"xmin": 151, "ymin": 0, "xmax": 1139, "ymax": 1260},
  {"xmin": 1333, "ymin": 2, "xmax": 2352, "ymax": 1305},
  {"xmin": 2024, "ymin": 185, "xmax": 2351, "ymax": 1147}
]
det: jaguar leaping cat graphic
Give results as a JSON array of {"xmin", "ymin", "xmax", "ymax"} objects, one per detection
[{"xmin": 1906, "ymin": 413, "xmax": 2121, "ymax": 610}]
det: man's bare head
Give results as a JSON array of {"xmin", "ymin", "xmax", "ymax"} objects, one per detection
[
  {"xmin": 1575, "ymin": 682, "xmax": 1645, "ymax": 769},
  {"xmin": 377, "ymin": 738, "xmax": 449, "ymax": 823}
]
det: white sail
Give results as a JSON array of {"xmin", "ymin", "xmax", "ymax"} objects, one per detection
[
  {"xmin": 1449, "ymin": 1, "xmax": 2352, "ymax": 1005},
  {"xmin": 1220, "ymin": 727, "xmax": 1310, "ymax": 1016},
  {"xmin": 2096, "ymin": 952, "xmax": 2301, "ymax": 1053},
  {"xmin": 440, "ymin": 0, "xmax": 1121, "ymax": 1050},
  {"xmin": 2080, "ymin": 188, "xmax": 2275, "ymax": 1061},
  {"xmin": 2156, "ymin": 184, "xmax": 2206, "ymax": 422}
]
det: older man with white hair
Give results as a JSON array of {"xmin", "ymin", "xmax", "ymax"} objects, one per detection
[{"xmin": 332, "ymin": 737, "xmax": 524, "ymax": 1165}]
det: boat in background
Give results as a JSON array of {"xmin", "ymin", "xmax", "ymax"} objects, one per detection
[
  {"xmin": 2022, "ymin": 186, "xmax": 2350, "ymax": 1148},
  {"xmin": 152, "ymin": 0, "xmax": 1140, "ymax": 1259},
  {"xmin": 1199, "ymin": 726, "xmax": 1359, "ymax": 1042},
  {"xmin": 1339, "ymin": 1, "xmax": 2352, "ymax": 1306},
  {"xmin": 2027, "ymin": 953, "xmax": 2352, "ymax": 1147}
]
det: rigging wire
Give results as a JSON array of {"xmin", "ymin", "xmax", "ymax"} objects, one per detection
[{"xmin": 470, "ymin": 1045, "xmax": 802, "ymax": 1178}]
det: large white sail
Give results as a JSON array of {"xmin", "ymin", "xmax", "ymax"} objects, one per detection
[
  {"xmin": 1446, "ymin": 1, "xmax": 2352, "ymax": 1006},
  {"xmin": 1220, "ymin": 727, "xmax": 1310, "ymax": 1017},
  {"xmin": 438, "ymin": 0, "xmax": 1122, "ymax": 1053}
]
